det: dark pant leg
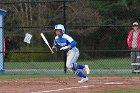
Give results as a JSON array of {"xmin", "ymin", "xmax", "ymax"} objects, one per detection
[
  {"xmin": 131, "ymin": 48, "xmax": 137, "ymax": 72},
  {"xmin": 136, "ymin": 52, "xmax": 140, "ymax": 70}
]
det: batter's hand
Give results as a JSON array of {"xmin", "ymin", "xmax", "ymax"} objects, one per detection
[
  {"xmin": 60, "ymin": 46, "xmax": 69, "ymax": 50},
  {"xmin": 52, "ymin": 46, "xmax": 57, "ymax": 51}
]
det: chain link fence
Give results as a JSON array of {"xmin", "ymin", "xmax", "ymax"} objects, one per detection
[{"xmin": 0, "ymin": 0, "xmax": 139, "ymax": 74}]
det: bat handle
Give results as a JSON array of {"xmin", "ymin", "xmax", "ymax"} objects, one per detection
[
  {"xmin": 50, "ymin": 48, "xmax": 54, "ymax": 54},
  {"xmin": 48, "ymin": 45, "xmax": 54, "ymax": 54}
]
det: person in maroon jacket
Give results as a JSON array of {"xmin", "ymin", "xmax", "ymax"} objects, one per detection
[{"xmin": 127, "ymin": 22, "xmax": 140, "ymax": 73}]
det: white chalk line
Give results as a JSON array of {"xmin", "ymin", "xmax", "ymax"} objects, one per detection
[
  {"xmin": 30, "ymin": 82, "xmax": 124, "ymax": 93},
  {"xmin": 30, "ymin": 85, "xmax": 94, "ymax": 93},
  {"xmin": 104, "ymin": 82, "xmax": 123, "ymax": 85},
  {"xmin": 0, "ymin": 80, "xmax": 124, "ymax": 93}
]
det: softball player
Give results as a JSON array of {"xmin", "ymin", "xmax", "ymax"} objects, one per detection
[{"xmin": 52, "ymin": 24, "xmax": 90, "ymax": 83}]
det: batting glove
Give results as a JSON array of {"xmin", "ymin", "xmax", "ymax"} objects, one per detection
[
  {"xmin": 60, "ymin": 46, "xmax": 69, "ymax": 50},
  {"xmin": 52, "ymin": 46, "xmax": 57, "ymax": 51}
]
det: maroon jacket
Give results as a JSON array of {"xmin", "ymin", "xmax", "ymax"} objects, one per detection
[{"xmin": 127, "ymin": 29, "xmax": 140, "ymax": 50}]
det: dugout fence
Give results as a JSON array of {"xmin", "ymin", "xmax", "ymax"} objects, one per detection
[{"xmin": 0, "ymin": 0, "xmax": 139, "ymax": 74}]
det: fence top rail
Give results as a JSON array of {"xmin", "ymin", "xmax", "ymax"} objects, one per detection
[
  {"xmin": 0, "ymin": 50, "xmax": 135, "ymax": 53},
  {"xmin": 68, "ymin": 25, "xmax": 131, "ymax": 27},
  {"xmin": 0, "ymin": 0, "xmax": 73, "ymax": 4},
  {"xmin": 81, "ymin": 50, "xmax": 131, "ymax": 52},
  {"xmin": 1, "ymin": 25, "xmax": 131, "ymax": 29}
]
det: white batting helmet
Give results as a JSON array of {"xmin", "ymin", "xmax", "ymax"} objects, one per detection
[
  {"xmin": 133, "ymin": 22, "xmax": 138, "ymax": 26},
  {"xmin": 54, "ymin": 24, "xmax": 65, "ymax": 33}
]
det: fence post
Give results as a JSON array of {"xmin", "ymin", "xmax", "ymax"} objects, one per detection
[
  {"xmin": 63, "ymin": 0, "xmax": 67, "ymax": 73},
  {"xmin": 0, "ymin": 9, "xmax": 7, "ymax": 73}
]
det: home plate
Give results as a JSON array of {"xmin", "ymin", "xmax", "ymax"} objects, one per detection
[{"xmin": 104, "ymin": 82, "xmax": 123, "ymax": 85}]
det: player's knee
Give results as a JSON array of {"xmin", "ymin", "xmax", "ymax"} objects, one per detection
[{"xmin": 66, "ymin": 64, "xmax": 73, "ymax": 69}]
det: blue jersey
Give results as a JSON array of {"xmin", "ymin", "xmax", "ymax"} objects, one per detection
[{"xmin": 53, "ymin": 34, "xmax": 76, "ymax": 50}]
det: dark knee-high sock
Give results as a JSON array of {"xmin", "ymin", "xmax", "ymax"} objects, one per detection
[
  {"xmin": 74, "ymin": 70, "xmax": 86, "ymax": 78},
  {"xmin": 73, "ymin": 63, "xmax": 85, "ymax": 70}
]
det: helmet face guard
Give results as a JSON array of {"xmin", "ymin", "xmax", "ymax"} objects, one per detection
[{"xmin": 54, "ymin": 24, "xmax": 65, "ymax": 33}]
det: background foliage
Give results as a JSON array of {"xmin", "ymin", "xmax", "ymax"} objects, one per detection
[{"xmin": 0, "ymin": 0, "xmax": 139, "ymax": 61}]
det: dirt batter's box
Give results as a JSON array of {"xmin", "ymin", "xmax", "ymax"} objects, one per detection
[{"xmin": 0, "ymin": 9, "xmax": 7, "ymax": 73}]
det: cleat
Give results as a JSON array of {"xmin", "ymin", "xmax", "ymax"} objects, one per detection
[
  {"xmin": 78, "ymin": 77, "xmax": 88, "ymax": 83},
  {"xmin": 84, "ymin": 65, "xmax": 90, "ymax": 74}
]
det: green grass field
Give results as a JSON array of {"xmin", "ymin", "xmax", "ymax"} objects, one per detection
[
  {"xmin": 5, "ymin": 57, "xmax": 131, "ymax": 69},
  {"xmin": 0, "ymin": 73, "xmax": 140, "ymax": 80},
  {"xmin": 96, "ymin": 89, "xmax": 140, "ymax": 93}
]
